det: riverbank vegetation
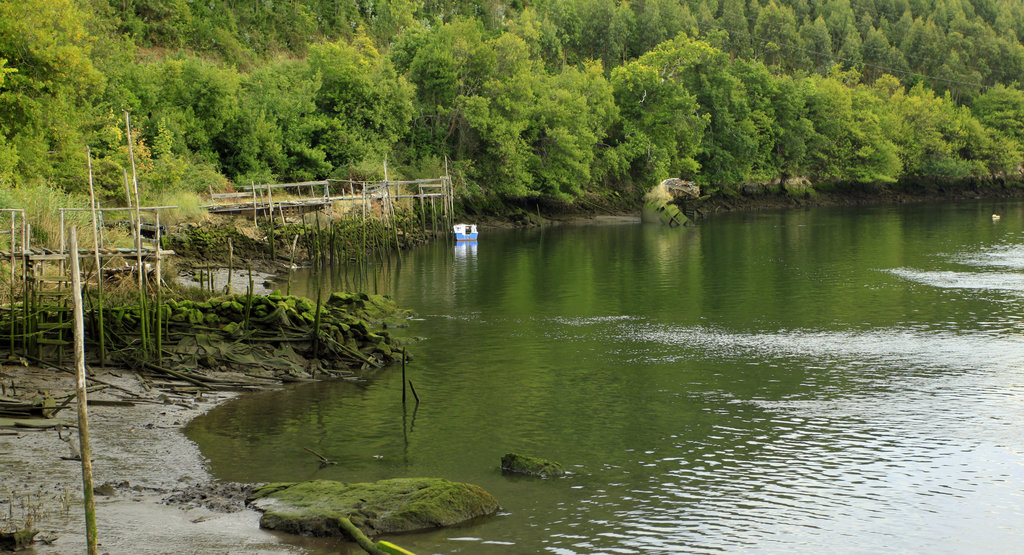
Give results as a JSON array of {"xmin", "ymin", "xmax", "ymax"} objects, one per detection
[{"xmin": 1, "ymin": 0, "xmax": 1024, "ymax": 225}]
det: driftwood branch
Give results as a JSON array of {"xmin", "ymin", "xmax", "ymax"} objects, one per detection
[
  {"xmin": 303, "ymin": 447, "xmax": 337, "ymax": 468},
  {"xmin": 337, "ymin": 517, "xmax": 386, "ymax": 555}
]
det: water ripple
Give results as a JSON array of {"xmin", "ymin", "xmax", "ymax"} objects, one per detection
[{"xmin": 887, "ymin": 267, "xmax": 1024, "ymax": 292}]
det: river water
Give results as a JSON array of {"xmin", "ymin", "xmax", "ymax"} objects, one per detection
[{"xmin": 187, "ymin": 201, "xmax": 1024, "ymax": 554}]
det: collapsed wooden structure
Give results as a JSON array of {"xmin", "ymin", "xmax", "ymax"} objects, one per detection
[
  {"xmin": 205, "ymin": 175, "xmax": 456, "ymax": 233},
  {"xmin": 0, "ymin": 207, "xmax": 175, "ymax": 364}
]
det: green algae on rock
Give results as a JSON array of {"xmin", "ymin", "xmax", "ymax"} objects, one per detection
[
  {"xmin": 500, "ymin": 452, "xmax": 565, "ymax": 478},
  {"xmin": 246, "ymin": 478, "xmax": 499, "ymax": 538}
]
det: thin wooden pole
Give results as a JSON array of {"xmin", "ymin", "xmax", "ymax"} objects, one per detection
[
  {"xmin": 122, "ymin": 170, "xmax": 131, "ymax": 212},
  {"xmin": 9, "ymin": 212, "xmax": 15, "ymax": 354},
  {"xmin": 125, "ymin": 111, "xmax": 149, "ymax": 355},
  {"xmin": 59, "ymin": 211, "xmax": 66, "ymax": 275},
  {"xmin": 86, "ymin": 148, "xmax": 106, "ymax": 366},
  {"xmin": 382, "ymin": 158, "xmax": 401, "ymax": 258},
  {"xmin": 361, "ymin": 190, "xmax": 367, "ymax": 260},
  {"xmin": 266, "ymin": 185, "xmax": 276, "ymax": 261},
  {"xmin": 69, "ymin": 227, "xmax": 98, "ymax": 555},
  {"xmin": 227, "ymin": 237, "xmax": 233, "ymax": 293},
  {"xmin": 251, "ymin": 183, "xmax": 258, "ymax": 227},
  {"xmin": 154, "ymin": 211, "xmax": 162, "ymax": 288},
  {"xmin": 287, "ymin": 234, "xmax": 298, "ymax": 296},
  {"xmin": 21, "ymin": 218, "xmax": 28, "ymax": 354},
  {"xmin": 154, "ymin": 211, "xmax": 162, "ymax": 364},
  {"xmin": 267, "ymin": 184, "xmax": 275, "ymax": 223}
]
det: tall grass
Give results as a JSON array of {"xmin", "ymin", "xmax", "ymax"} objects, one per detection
[
  {"xmin": 0, "ymin": 183, "xmax": 89, "ymax": 249},
  {"xmin": 146, "ymin": 189, "xmax": 206, "ymax": 226}
]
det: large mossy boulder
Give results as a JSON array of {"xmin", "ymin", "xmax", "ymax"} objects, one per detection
[
  {"xmin": 500, "ymin": 453, "xmax": 565, "ymax": 478},
  {"xmin": 246, "ymin": 478, "xmax": 499, "ymax": 538}
]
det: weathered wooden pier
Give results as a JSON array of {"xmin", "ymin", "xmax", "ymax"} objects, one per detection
[{"xmin": 205, "ymin": 175, "xmax": 455, "ymax": 232}]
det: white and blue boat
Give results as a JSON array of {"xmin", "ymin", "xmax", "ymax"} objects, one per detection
[{"xmin": 453, "ymin": 223, "xmax": 478, "ymax": 241}]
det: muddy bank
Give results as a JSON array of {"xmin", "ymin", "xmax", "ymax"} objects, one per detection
[
  {"xmin": 463, "ymin": 177, "xmax": 1024, "ymax": 229},
  {"xmin": 0, "ymin": 365, "xmax": 312, "ymax": 553},
  {"xmin": 678, "ymin": 177, "xmax": 1024, "ymax": 219}
]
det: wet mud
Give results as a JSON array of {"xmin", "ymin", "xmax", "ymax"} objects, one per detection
[{"xmin": 0, "ymin": 366, "xmax": 304, "ymax": 553}]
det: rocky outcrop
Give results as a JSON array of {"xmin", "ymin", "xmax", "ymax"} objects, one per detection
[{"xmin": 662, "ymin": 178, "xmax": 701, "ymax": 200}]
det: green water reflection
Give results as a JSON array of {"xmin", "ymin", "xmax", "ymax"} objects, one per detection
[{"xmin": 188, "ymin": 200, "xmax": 1024, "ymax": 553}]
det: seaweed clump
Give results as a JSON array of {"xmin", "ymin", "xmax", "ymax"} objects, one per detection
[{"xmin": 100, "ymin": 291, "xmax": 407, "ymax": 379}]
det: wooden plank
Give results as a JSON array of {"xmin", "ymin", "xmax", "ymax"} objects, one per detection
[
  {"xmin": 60, "ymin": 206, "xmax": 178, "ymax": 212},
  {"xmin": 238, "ymin": 180, "xmax": 329, "ymax": 191},
  {"xmin": 210, "ymin": 192, "xmax": 254, "ymax": 199}
]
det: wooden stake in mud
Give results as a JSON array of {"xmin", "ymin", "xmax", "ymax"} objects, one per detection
[
  {"xmin": 401, "ymin": 347, "xmax": 407, "ymax": 405},
  {"xmin": 9, "ymin": 212, "xmax": 16, "ymax": 354},
  {"xmin": 286, "ymin": 234, "xmax": 298, "ymax": 296},
  {"xmin": 85, "ymin": 147, "xmax": 106, "ymax": 366},
  {"xmin": 312, "ymin": 283, "xmax": 323, "ymax": 358},
  {"xmin": 227, "ymin": 237, "xmax": 234, "ymax": 294},
  {"xmin": 124, "ymin": 112, "xmax": 149, "ymax": 355},
  {"xmin": 154, "ymin": 211, "xmax": 162, "ymax": 364},
  {"xmin": 21, "ymin": 218, "xmax": 28, "ymax": 354},
  {"xmin": 251, "ymin": 183, "xmax": 258, "ymax": 227},
  {"xmin": 69, "ymin": 227, "xmax": 98, "ymax": 555}
]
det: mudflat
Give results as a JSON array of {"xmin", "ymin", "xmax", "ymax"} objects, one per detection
[{"xmin": 0, "ymin": 365, "xmax": 304, "ymax": 553}]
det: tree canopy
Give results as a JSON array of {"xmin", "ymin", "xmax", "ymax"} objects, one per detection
[{"xmin": 0, "ymin": 0, "xmax": 1022, "ymax": 203}]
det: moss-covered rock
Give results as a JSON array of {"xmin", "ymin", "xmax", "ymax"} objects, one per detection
[
  {"xmin": 247, "ymin": 478, "xmax": 499, "ymax": 538},
  {"xmin": 500, "ymin": 452, "xmax": 565, "ymax": 478}
]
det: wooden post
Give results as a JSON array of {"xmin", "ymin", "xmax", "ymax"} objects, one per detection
[
  {"xmin": 124, "ymin": 111, "xmax": 149, "ymax": 355},
  {"xmin": 227, "ymin": 237, "xmax": 233, "ymax": 293},
  {"xmin": 86, "ymin": 148, "xmax": 106, "ymax": 366},
  {"xmin": 154, "ymin": 210, "xmax": 162, "ymax": 364},
  {"xmin": 69, "ymin": 227, "xmax": 98, "ymax": 555},
  {"xmin": 286, "ymin": 234, "xmax": 298, "ymax": 296},
  {"xmin": 59, "ymin": 210, "xmax": 66, "ymax": 275},
  {"xmin": 21, "ymin": 218, "xmax": 28, "ymax": 354},
  {"xmin": 361, "ymin": 189, "xmax": 367, "ymax": 260},
  {"xmin": 266, "ymin": 185, "xmax": 276, "ymax": 261},
  {"xmin": 154, "ymin": 211, "xmax": 162, "ymax": 288},
  {"xmin": 267, "ymin": 184, "xmax": 275, "ymax": 223},
  {"xmin": 9, "ymin": 212, "xmax": 16, "ymax": 354},
  {"xmin": 251, "ymin": 183, "xmax": 258, "ymax": 227}
]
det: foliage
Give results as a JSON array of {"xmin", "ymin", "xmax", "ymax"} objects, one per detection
[
  {"xmin": 608, "ymin": 35, "xmax": 710, "ymax": 189},
  {"xmin": 308, "ymin": 36, "xmax": 414, "ymax": 173},
  {"xmin": 0, "ymin": 0, "xmax": 1022, "ymax": 210}
]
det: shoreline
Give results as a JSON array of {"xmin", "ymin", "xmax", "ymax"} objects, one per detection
[
  {"xmin": 0, "ymin": 365, "xmax": 304, "ymax": 553},
  {"xmin": 5, "ymin": 184, "xmax": 1024, "ymax": 552}
]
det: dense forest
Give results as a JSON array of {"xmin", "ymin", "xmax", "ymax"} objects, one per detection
[{"xmin": 2, "ymin": 0, "xmax": 1024, "ymax": 210}]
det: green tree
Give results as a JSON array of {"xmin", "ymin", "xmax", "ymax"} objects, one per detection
[
  {"xmin": 462, "ymin": 35, "xmax": 617, "ymax": 199},
  {"xmin": 801, "ymin": 70, "xmax": 900, "ymax": 182},
  {"xmin": 0, "ymin": 0, "xmax": 104, "ymax": 188},
  {"xmin": 228, "ymin": 58, "xmax": 331, "ymax": 182},
  {"xmin": 753, "ymin": 1, "xmax": 801, "ymax": 70},
  {"xmin": 609, "ymin": 35, "xmax": 711, "ymax": 188},
  {"xmin": 799, "ymin": 16, "xmax": 833, "ymax": 73},
  {"xmin": 972, "ymin": 84, "xmax": 1024, "ymax": 146},
  {"xmin": 308, "ymin": 35, "xmax": 415, "ymax": 172}
]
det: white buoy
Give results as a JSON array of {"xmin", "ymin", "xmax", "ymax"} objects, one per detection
[{"xmin": 992, "ymin": 214, "xmax": 1001, "ymax": 221}]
